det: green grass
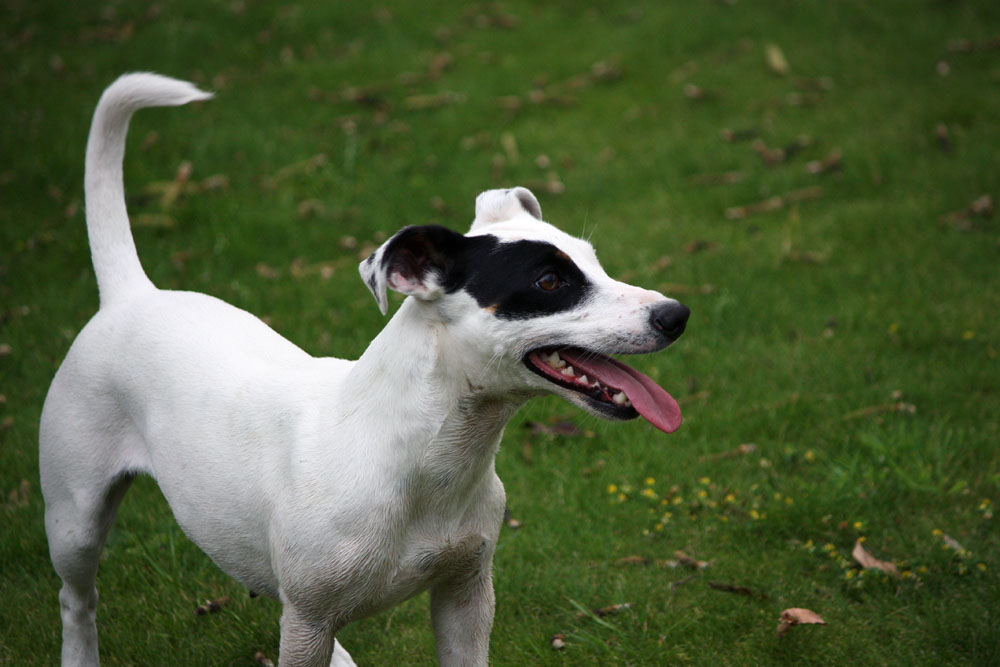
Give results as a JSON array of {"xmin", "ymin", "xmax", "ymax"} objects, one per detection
[{"xmin": 2, "ymin": 0, "xmax": 999, "ymax": 664}]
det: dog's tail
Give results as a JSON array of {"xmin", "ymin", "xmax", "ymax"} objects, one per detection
[{"xmin": 85, "ymin": 73, "xmax": 212, "ymax": 307}]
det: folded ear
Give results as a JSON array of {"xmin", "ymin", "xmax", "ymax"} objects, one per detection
[
  {"xmin": 470, "ymin": 186, "xmax": 542, "ymax": 231},
  {"xmin": 358, "ymin": 225, "xmax": 468, "ymax": 315}
]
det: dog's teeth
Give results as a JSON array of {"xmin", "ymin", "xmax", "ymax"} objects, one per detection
[
  {"xmin": 561, "ymin": 366, "xmax": 575, "ymax": 377},
  {"xmin": 612, "ymin": 391, "xmax": 627, "ymax": 405},
  {"xmin": 577, "ymin": 374, "xmax": 589, "ymax": 384},
  {"xmin": 545, "ymin": 351, "xmax": 567, "ymax": 369}
]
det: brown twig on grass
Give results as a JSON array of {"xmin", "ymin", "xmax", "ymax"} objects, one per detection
[
  {"xmin": 841, "ymin": 401, "xmax": 916, "ymax": 420},
  {"xmin": 939, "ymin": 194, "xmax": 993, "ymax": 230},
  {"xmin": 725, "ymin": 186, "xmax": 822, "ymax": 220}
]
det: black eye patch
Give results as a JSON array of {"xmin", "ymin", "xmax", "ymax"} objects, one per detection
[{"xmin": 446, "ymin": 236, "xmax": 593, "ymax": 319}]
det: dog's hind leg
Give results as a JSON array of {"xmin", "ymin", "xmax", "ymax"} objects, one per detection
[
  {"xmin": 43, "ymin": 462, "xmax": 135, "ymax": 667},
  {"xmin": 41, "ymin": 374, "xmax": 143, "ymax": 666}
]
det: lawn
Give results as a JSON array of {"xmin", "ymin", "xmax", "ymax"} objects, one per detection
[{"xmin": 2, "ymin": 0, "xmax": 999, "ymax": 664}]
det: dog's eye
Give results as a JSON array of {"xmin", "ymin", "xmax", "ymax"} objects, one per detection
[{"xmin": 535, "ymin": 272, "xmax": 561, "ymax": 291}]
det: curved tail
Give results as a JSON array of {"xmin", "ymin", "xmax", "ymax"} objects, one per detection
[{"xmin": 85, "ymin": 73, "xmax": 212, "ymax": 307}]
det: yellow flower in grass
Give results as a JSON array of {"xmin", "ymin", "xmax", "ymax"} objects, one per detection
[
  {"xmin": 853, "ymin": 521, "xmax": 864, "ymax": 530},
  {"xmin": 932, "ymin": 528, "xmax": 943, "ymax": 537},
  {"xmin": 804, "ymin": 449, "xmax": 816, "ymax": 462},
  {"xmin": 644, "ymin": 477, "xmax": 656, "ymax": 486},
  {"xmin": 977, "ymin": 563, "xmax": 987, "ymax": 572},
  {"xmin": 724, "ymin": 493, "xmax": 736, "ymax": 504},
  {"xmin": 698, "ymin": 476, "xmax": 711, "ymax": 485},
  {"xmin": 607, "ymin": 484, "xmax": 618, "ymax": 494},
  {"xmin": 640, "ymin": 488, "xmax": 657, "ymax": 500}
]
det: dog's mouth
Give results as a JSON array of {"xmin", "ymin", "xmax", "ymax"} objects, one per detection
[{"xmin": 524, "ymin": 347, "xmax": 682, "ymax": 434}]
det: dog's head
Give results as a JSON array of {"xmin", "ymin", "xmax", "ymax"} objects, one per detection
[{"xmin": 359, "ymin": 187, "xmax": 689, "ymax": 433}]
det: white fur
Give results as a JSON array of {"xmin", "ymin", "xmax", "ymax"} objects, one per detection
[{"xmin": 41, "ymin": 74, "xmax": 682, "ymax": 667}]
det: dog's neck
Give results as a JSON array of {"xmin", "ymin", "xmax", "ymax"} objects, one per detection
[{"xmin": 333, "ymin": 298, "xmax": 525, "ymax": 491}]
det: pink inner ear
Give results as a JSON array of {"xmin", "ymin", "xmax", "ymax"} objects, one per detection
[{"xmin": 388, "ymin": 270, "xmax": 422, "ymax": 293}]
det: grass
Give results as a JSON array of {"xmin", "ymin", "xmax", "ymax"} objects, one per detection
[{"xmin": 2, "ymin": 0, "xmax": 999, "ymax": 664}]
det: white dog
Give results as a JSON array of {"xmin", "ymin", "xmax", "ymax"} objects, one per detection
[{"xmin": 40, "ymin": 73, "xmax": 689, "ymax": 667}]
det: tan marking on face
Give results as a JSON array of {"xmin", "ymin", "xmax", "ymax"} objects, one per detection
[
  {"xmin": 485, "ymin": 303, "xmax": 498, "ymax": 314},
  {"xmin": 555, "ymin": 250, "xmax": 571, "ymax": 261}
]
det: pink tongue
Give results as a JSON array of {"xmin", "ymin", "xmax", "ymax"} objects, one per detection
[{"xmin": 559, "ymin": 349, "xmax": 682, "ymax": 434}]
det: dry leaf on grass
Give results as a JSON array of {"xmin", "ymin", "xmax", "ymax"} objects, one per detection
[
  {"xmin": 672, "ymin": 550, "xmax": 711, "ymax": 570},
  {"xmin": 6, "ymin": 479, "xmax": 30, "ymax": 509},
  {"xmin": 709, "ymin": 581, "xmax": 767, "ymax": 599},
  {"xmin": 941, "ymin": 533, "xmax": 965, "ymax": 552},
  {"xmin": 669, "ymin": 574, "xmax": 699, "ymax": 591},
  {"xmin": 700, "ymin": 443, "xmax": 757, "ymax": 462},
  {"xmin": 195, "ymin": 596, "xmax": 230, "ymax": 615},
  {"xmin": 254, "ymin": 651, "xmax": 275, "ymax": 667},
  {"xmin": 852, "ymin": 540, "xmax": 899, "ymax": 577},
  {"xmin": 132, "ymin": 213, "xmax": 176, "ymax": 229},
  {"xmin": 255, "ymin": 263, "xmax": 280, "ymax": 280},
  {"xmin": 719, "ymin": 127, "xmax": 758, "ymax": 143},
  {"xmin": 939, "ymin": 194, "xmax": 993, "ymax": 230},
  {"xmin": 261, "ymin": 154, "xmax": 328, "ymax": 189},
  {"xmin": 841, "ymin": 401, "xmax": 916, "ymax": 420},
  {"xmin": 777, "ymin": 608, "xmax": 826, "ymax": 637},
  {"xmin": 525, "ymin": 419, "xmax": 586, "ymax": 437},
  {"xmin": 725, "ymin": 186, "xmax": 822, "ymax": 220},
  {"xmin": 574, "ymin": 602, "xmax": 632, "ymax": 620},
  {"xmin": 403, "ymin": 91, "xmax": 466, "ymax": 111},
  {"xmin": 684, "ymin": 240, "xmax": 718, "ymax": 254},
  {"xmin": 935, "ymin": 124, "xmax": 952, "ymax": 153},
  {"xmin": 502, "ymin": 507, "xmax": 522, "ymax": 529},
  {"xmin": 765, "ymin": 43, "xmax": 790, "ymax": 75},
  {"xmin": 550, "ymin": 633, "xmax": 566, "ymax": 650},
  {"xmin": 805, "ymin": 150, "xmax": 842, "ymax": 175}
]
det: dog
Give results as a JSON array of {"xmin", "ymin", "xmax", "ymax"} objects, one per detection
[{"xmin": 40, "ymin": 73, "xmax": 689, "ymax": 667}]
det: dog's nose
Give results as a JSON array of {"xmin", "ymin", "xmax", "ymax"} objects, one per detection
[{"xmin": 650, "ymin": 301, "xmax": 690, "ymax": 341}]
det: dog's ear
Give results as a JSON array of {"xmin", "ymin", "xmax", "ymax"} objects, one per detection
[
  {"xmin": 470, "ymin": 187, "xmax": 542, "ymax": 231},
  {"xmin": 359, "ymin": 225, "xmax": 468, "ymax": 315}
]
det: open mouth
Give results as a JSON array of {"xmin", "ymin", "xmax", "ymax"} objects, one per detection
[{"xmin": 524, "ymin": 347, "xmax": 682, "ymax": 434}]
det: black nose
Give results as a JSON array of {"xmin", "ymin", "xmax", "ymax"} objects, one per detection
[{"xmin": 650, "ymin": 301, "xmax": 690, "ymax": 341}]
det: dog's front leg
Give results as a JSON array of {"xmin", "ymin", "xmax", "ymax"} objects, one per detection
[
  {"xmin": 278, "ymin": 605, "xmax": 339, "ymax": 667},
  {"xmin": 429, "ymin": 571, "xmax": 495, "ymax": 667}
]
